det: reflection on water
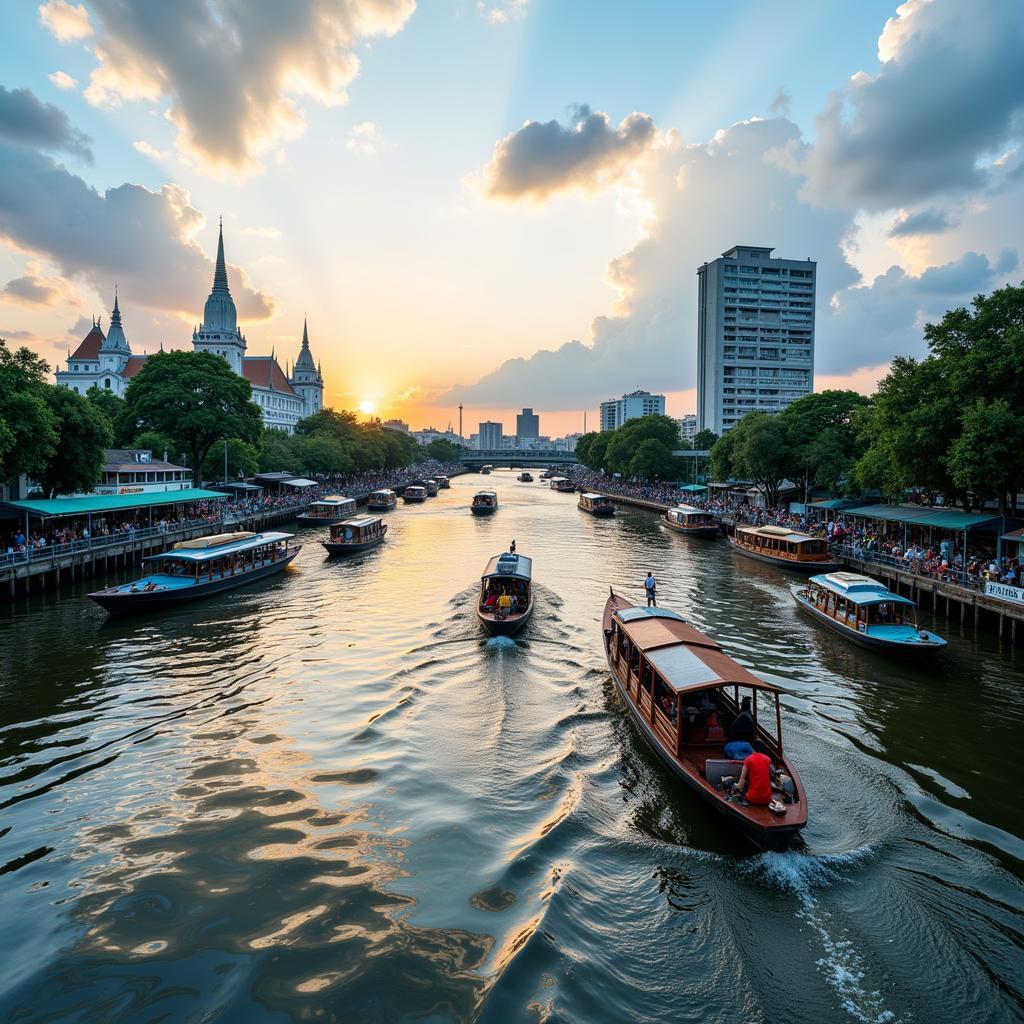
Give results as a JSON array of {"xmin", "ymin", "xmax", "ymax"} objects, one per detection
[{"xmin": 1, "ymin": 471, "xmax": 1022, "ymax": 1023}]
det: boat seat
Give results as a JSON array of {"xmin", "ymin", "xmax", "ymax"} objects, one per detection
[{"xmin": 703, "ymin": 759, "xmax": 745, "ymax": 787}]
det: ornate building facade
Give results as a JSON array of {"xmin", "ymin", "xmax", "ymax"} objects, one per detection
[{"xmin": 56, "ymin": 223, "xmax": 324, "ymax": 433}]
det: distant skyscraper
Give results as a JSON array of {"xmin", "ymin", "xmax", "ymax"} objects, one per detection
[
  {"xmin": 599, "ymin": 390, "xmax": 666, "ymax": 431},
  {"xmin": 516, "ymin": 407, "xmax": 539, "ymax": 441},
  {"xmin": 678, "ymin": 414, "xmax": 697, "ymax": 441},
  {"xmin": 696, "ymin": 244, "xmax": 815, "ymax": 435},
  {"xmin": 478, "ymin": 421, "xmax": 502, "ymax": 449}
]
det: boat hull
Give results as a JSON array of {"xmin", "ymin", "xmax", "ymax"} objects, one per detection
[
  {"xmin": 323, "ymin": 537, "xmax": 385, "ymax": 555},
  {"xmin": 663, "ymin": 517, "xmax": 719, "ymax": 538},
  {"xmin": 580, "ymin": 505, "xmax": 615, "ymax": 517},
  {"xmin": 477, "ymin": 599, "xmax": 533, "ymax": 636},
  {"xmin": 471, "ymin": 505, "xmax": 497, "ymax": 515},
  {"xmin": 366, "ymin": 501, "xmax": 396, "ymax": 511},
  {"xmin": 791, "ymin": 587, "xmax": 946, "ymax": 655},
  {"xmin": 728, "ymin": 537, "xmax": 844, "ymax": 573},
  {"xmin": 296, "ymin": 514, "xmax": 352, "ymax": 527},
  {"xmin": 404, "ymin": 496, "xmax": 426, "ymax": 504},
  {"xmin": 88, "ymin": 547, "xmax": 300, "ymax": 614}
]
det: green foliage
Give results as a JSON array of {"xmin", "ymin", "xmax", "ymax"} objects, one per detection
[
  {"xmin": 574, "ymin": 431, "xmax": 608, "ymax": 471},
  {"xmin": 202, "ymin": 438, "xmax": 261, "ymax": 483},
  {"xmin": 130, "ymin": 430, "xmax": 179, "ymax": 462},
  {"xmin": 35, "ymin": 386, "xmax": 113, "ymax": 497},
  {"xmin": 294, "ymin": 433, "xmax": 354, "ymax": 475},
  {"xmin": 259, "ymin": 430, "xmax": 296, "ymax": 473},
  {"xmin": 122, "ymin": 350, "xmax": 262, "ymax": 487},
  {"xmin": 581, "ymin": 416, "xmax": 681, "ymax": 478},
  {"xmin": 286, "ymin": 409, "xmax": 421, "ymax": 475},
  {"xmin": 0, "ymin": 339, "xmax": 59, "ymax": 485},
  {"xmin": 423, "ymin": 438, "xmax": 462, "ymax": 462},
  {"xmin": 628, "ymin": 437, "xmax": 676, "ymax": 481},
  {"xmin": 946, "ymin": 399, "xmax": 1024, "ymax": 509},
  {"xmin": 729, "ymin": 412, "xmax": 791, "ymax": 506},
  {"xmin": 709, "ymin": 429, "xmax": 737, "ymax": 483},
  {"xmin": 692, "ymin": 428, "xmax": 719, "ymax": 451},
  {"xmin": 85, "ymin": 385, "xmax": 129, "ymax": 444}
]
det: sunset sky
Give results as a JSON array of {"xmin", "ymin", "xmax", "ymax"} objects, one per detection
[{"xmin": 1, "ymin": 0, "xmax": 1022, "ymax": 436}]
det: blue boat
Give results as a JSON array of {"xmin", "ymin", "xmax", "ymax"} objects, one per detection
[
  {"xmin": 792, "ymin": 572, "xmax": 947, "ymax": 655},
  {"xmin": 88, "ymin": 531, "xmax": 299, "ymax": 613}
]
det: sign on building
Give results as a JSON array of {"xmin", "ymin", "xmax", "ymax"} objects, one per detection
[{"xmin": 984, "ymin": 581, "xmax": 1024, "ymax": 606}]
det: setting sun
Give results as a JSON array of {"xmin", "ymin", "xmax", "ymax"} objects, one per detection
[{"xmin": 358, "ymin": 399, "xmax": 376, "ymax": 415}]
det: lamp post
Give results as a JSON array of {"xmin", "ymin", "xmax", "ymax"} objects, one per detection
[{"xmin": 224, "ymin": 439, "xmax": 228, "ymax": 484}]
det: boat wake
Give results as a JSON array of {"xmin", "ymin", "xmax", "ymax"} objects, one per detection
[{"xmin": 740, "ymin": 846, "xmax": 898, "ymax": 1024}]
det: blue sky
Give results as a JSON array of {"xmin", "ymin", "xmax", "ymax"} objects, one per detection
[{"xmin": 1, "ymin": 0, "xmax": 1021, "ymax": 433}]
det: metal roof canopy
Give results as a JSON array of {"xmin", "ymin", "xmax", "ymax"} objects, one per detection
[
  {"xmin": 808, "ymin": 498, "xmax": 867, "ymax": 510},
  {"xmin": 283, "ymin": 478, "xmax": 319, "ymax": 488},
  {"xmin": 254, "ymin": 472, "xmax": 295, "ymax": 482},
  {"xmin": 144, "ymin": 531, "xmax": 293, "ymax": 562},
  {"xmin": 679, "ymin": 484, "xmax": 707, "ymax": 492},
  {"xmin": 844, "ymin": 503, "xmax": 1000, "ymax": 530},
  {"xmin": 218, "ymin": 482, "xmax": 263, "ymax": 492},
  {"xmin": 2, "ymin": 488, "xmax": 228, "ymax": 519},
  {"xmin": 482, "ymin": 552, "xmax": 532, "ymax": 580}
]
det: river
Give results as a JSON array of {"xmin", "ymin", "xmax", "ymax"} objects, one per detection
[{"xmin": 1, "ymin": 469, "xmax": 1022, "ymax": 1023}]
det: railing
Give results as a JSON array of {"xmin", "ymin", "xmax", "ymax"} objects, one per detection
[{"xmin": 830, "ymin": 541, "xmax": 987, "ymax": 592}]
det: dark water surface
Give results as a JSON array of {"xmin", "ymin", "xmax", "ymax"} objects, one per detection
[{"xmin": 1, "ymin": 471, "xmax": 1022, "ymax": 1023}]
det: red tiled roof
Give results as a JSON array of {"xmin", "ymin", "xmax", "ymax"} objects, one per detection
[
  {"xmin": 242, "ymin": 356, "xmax": 298, "ymax": 396},
  {"xmin": 70, "ymin": 325, "xmax": 105, "ymax": 360},
  {"xmin": 122, "ymin": 355, "xmax": 147, "ymax": 379}
]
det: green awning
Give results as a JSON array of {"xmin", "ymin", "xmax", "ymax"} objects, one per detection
[
  {"xmin": 808, "ymin": 499, "xmax": 866, "ymax": 510},
  {"xmin": 845, "ymin": 503, "xmax": 935, "ymax": 524},
  {"xmin": 845, "ymin": 503, "xmax": 1000, "ymax": 530},
  {"xmin": 915, "ymin": 510, "xmax": 1001, "ymax": 530},
  {"xmin": 1, "ymin": 488, "xmax": 229, "ymax": 518},
  {"xmin": 679, "ymin": 484, "xmax": 707, "ymax": 492}
]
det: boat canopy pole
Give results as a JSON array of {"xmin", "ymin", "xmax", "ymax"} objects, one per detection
[{"xmin": 775, "ymin": 695, "xmax": 783, "ymax": 753}]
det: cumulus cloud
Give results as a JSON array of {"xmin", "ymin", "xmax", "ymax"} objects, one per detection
[
  {"xmin": 888, "ymin": 207, "xmax": 955, "ymax": 237},
  {"xmin": 0, "ymin": 327, "xmax": 40, "ymax": 342},
  {"xmin": 0, "ymin": 98, "xmax": 277, "ymax": 324},
  {"xmin": 803, "ymin": 0, "xmax": 1024, "ymax": 210},
  {"xmin": 346, "ymin": 120, "xmax": 390, "ymax": 156},
  {"xmin": 38, "ymin": 0, "xmax": 93, "ymax": 42},
  {"xmin": 2, "ymin": 265, "xmax": 79, "ymax": 308},
  {"xmin": 57, "ymin": 0, "xmax": 415, "ymax": 174},
  {"xmin": 480, "ymin": 105, "xmax": 658, "ymax": 201},
  {"xmin": 478, "ymin": 0, "xmax": 527, "ymax": 24},
  {"xmin": 48, "ymin": 70, "xmax": 78, "ymax": 90},
  {"xmin": 132, "ymin": 139, "xmax": 170, "ymax": 161},
  {"xmin": 0, "ymin": 84, "xmax": 92, "ymax": 160}
]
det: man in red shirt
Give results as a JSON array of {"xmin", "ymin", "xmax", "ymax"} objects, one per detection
[{"xmin": 734, "ymin": 750, "xmax": 773, "ymax": 805}]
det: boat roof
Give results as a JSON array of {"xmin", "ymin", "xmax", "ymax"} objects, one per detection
[
  {"xmin": 669, "ymin": 504, "xmax": 704, "ymax": 514},
  {"xmin": 144, "ymin": 531, "xmax": 293, "ymax": 562},
  {"xmin": 737, "ymin": 523, "xmax": 816, "ymax": 543},
  {"xmin": 550, "ymin": 476, "xmax": 567, "ymax": 481},
  {"xmin": 474, "ymin": 490, "xmax": 497, "ymax": 497},
  {"xmin": 581, "ymin": 492, "xmax": 610, "ymax": 500},
  {"xmin": 482, "ymin": 551, "xmax": 532, "ymax": 580},
  {"xmin": 613, "ymin": 605, "xmax": 780, "ymax": 694},
  {"xmin": 342, "ymin": 514, "xmax": 382, "ymax": 528},
  {"xmin": 311, "ymin": 495, "xmax": 354, "ymax": 506},
  {"xmin": 809, "ymin": 572, "xmax": 915, "ymax": 606},
  {"xmin": 370, "ymin": 488, "xmax": 395, "ymax": 495},
  {"xmin": 406, "ymin": 485, "xmax": 426, "ymax": 491}
]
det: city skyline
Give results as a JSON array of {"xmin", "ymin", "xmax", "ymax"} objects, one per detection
[{"xmin": 1, "ymin": 1, "xmax": 1022, "ymax": 434}]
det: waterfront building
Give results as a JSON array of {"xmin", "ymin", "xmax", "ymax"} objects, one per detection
[
  {"xmin": 92, "ymin": 449, "xmax": 193, "ymax": 495},
  {"xmin": 678, "ymin": 414, "xmax": 697, "ymax": 441},
  {"xmin": 383, "ymin": 419, "xmax": 410, "ymax": 432},
  {"xmin": 696, "ymin": 244, "xmax": 815, "ymax": 435},
  {"xmin": 56, "ymin": 223, "xmax": 325, "ymax": 434},
  {"xmin": 599, "ymin": 390, "xmax": 667, "ymax": 431},
  {"xmin": 478, "ymin": 421, "xmax": 503, "ymax": 449},
  {"xmin": 412, "ymin": 426, "xmax": 461, "ymax": 446},
  {"xmin": 516, "ymin": 408, "xmax": 540, "ymax": 442}
]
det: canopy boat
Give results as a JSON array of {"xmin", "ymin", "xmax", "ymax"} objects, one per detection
[
  {"xmin": 471, "ymin": 490, "xmax": 498, "ymax": 515},
  {"xmin": 517, "ymin": 472, "xmax": 534, "ymax": 483},
  {"xmin": 663, "ymin": 504, "xmax": 720, "ymax": 539},
  {"xmin": 322, "ymin": 514, "xmax": 387, "ymax": 555},
  {"xmin": 436, "ymin": 475, "xmax": 451, "ymax": 489},
  {"xmin": 403, "ymin": 485, "xmax": 427, "ymax": 504},
  {"xmin": 539, "ymin": 469, "xmax": 554, "ymax": 479},
  {"xmin": 603, "ymin": 592, "xmax": 807, "ymax": 850},
  {"xmin": 296, "ymin": 495, "xmax": 356, "ymax": 526},
  {"xmin": 729, "ymin": 524, "xmax": 844, "ymax": 573},
  {"xmin": 477, "ymin": 551, "xmax": 533, "ymax": 636},
  {"xmin": 579, "ymin": 493, "xmax": 615, "ymax": 517},
  {"xmin": 424, "ymin": 479, "xmax": 439, "ymax": 496},
  {"xmin": 550, "ymin": 476, "xmax": 575, "ymax": 493},
  {"xmin": 480, "ymin": 464, "xmax": 493, "ymax": 475},
  {"xmin": 792, "ymin": 572, "xmax": 947, "ymax": 654},
  {"xmin": 367, "ymin": 488, "xmax": 397, "ymax": 511},
  {"xmin": 88, "ymin": 532, "xmax": 299, "ymax": 613}
]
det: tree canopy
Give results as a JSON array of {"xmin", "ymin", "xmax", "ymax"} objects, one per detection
[
  {"xmin": 575, "ymin": 416, "xmax": 682, "ymax": 480},
  {"xmin": 35, "ymin": 387, "xmax": 113, "ymax": 497},
  {"xmin": 0, "ymin": 339, "xmax": 59, "ymax": 487}
]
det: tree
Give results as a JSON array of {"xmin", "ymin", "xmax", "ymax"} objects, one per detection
[
  {"xmin": 294, "ymin": 433, "xmax": 354, "ymax": 475},
  {"xmin": 574, "ymin": 431, "xmax": 608, "ymax": 471},
  {"xmin": 729, "ymin": 412, "xmax": 790, "ymax": 506},
  {"xmin": 35, "ymin": 386, "xmax": 112, "ymax": 497},
  {"xmin": 423, "ymin": 438, "xmax": 462, "ymax": 462},
  {"xmin": 130, "ymin": 430, "xmax": 179, "ymax": 462},
  {"xmin": 0, "ymin": 339, "xmax": 59, "ymax": 485},
  {"xmin": 85, "ymin": 385, "xmax": 129, "ymax": 443},
  {"xmin": 202, "ymin": 438, "xmax": 260, "ymax": 483},
  {"xmin": 604, "ymin": 415, "xmax": 681, "ymax": 477},
  {"xmin": 709, "ymin": 429, "xmax": 737, "ymax": 482},
  {"xmin": 259, "ymin": 430, "xmax": 297, "ymax": 472},
  {"xmin": 946, "ymin": 399, "xmax": 1024, "ymax": 514},
  {"xmin": 692, "ymin": 428, "xmax": 719, "ymax": 451},
  {"xmin": 629, "ymin": 438, "xmax": 676, "ymax": 481},
  {"xmin": 122, "ymin": 350, "xmax": 262, "ymax": 488}
]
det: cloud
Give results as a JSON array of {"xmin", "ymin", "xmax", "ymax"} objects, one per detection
[
  {"xmin": 888, "ymin": 207, "xmax": 955, "ymax": 237},
  {"xmin": 769, "ymin": 87, "xmax": 791, "ymax": 118},
  {"xmin": 802, "ymin": 0, "xmax": 1024, "ymax": 210},
  {"xmin": 132, "ymin": 139, "xmax": 170, "ymax": 161},
  {"xmin": 346, "ymin": 120, "xmax": 391, "ymax": 156},
  {"xmin": 2, "ymin": 266, "xmax": 79, "ymax": 308},
  {"xmin": 0, "ymin": 85, "xmax": 92, "ymax": 160},
  {"xmin": 48, "ymin": 70, "xmax": 78, "ymax": 90},
  {"xmin": 0, "ymin": 110, "xmax": 277, "ymax": 324},
  {"xmin": 70, "ymin": 0, "xmax": 416, "ymax": 174},
  {"xmin": 38, "ymin": 0, "xmax": 93, "ymax": 42},
  {"xmin": 479, "ymin": 105, "xmax": 658, "ymax": 201},
  {"xmin": 0, "ymin": 327, "xmax": 39, "ymax": 342},
  {"xmin": 478, "ymin": 0, "xmax": 527, "ymax": 24}
]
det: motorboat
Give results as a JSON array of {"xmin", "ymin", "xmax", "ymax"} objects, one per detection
[
  {"xmin": 729, "ymin": 524, "xmax": 844, "ymax": 572},
  {"xmin": 322, "ymin": 514, "xmax": 387, "ymax": 555},
  {"xmin": 477, "ymin": 551, "xmax": 533, "ymax": 636},
  {"xmin": 367, "ymin": 488, "xmax": 397, "ymax": 511},
  {"xmin": 578, "ymin": 493, "xmax": 615, "ymax": 517},
  {"xmin": 471, "ymin": 490, "xmax": 498, "ymax": 515},
  {"xmin": 295, "ymin": 495, "xmax": 356, "ymax": 526},
  {"xmin": 663, "ymin": 504, "xmax": 720, "ymax": 539}
]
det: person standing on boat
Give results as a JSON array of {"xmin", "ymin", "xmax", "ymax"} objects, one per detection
[
  {"xmin": 510, "ymin": 540, "xmax": 516, "ymax": 554},
  {"xmin": 644, "ymin": 572, "xmax": 657, "ymax": 607}
]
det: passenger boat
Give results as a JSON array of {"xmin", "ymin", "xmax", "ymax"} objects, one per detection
[
  {"xmin": 424, "ymin": 479, "xmax": 439, "ymax": 497},
  {"xmin": 517, "ymin": 472, "xmax": 533, "ymax": 483},
  {"xmin": 322, "ymin": 514, "xmax": 387, "ymax": 555},
  {"xmin": 403, "ymin": 485, "xmax": 427, "ymax": 503},
  {"xmin": 663, "ymin": 504, "xmax": 720, "ymax": 539},
  {"xmin": 729, "ymin": 524, "xmax": 844, "ymax": 573},
  {"xmin": 367, "ymin": 488, "xmax": 397, "ymax": 511},
  {"xmin": 540, "ymin": 469, "xmax": 554, "ymax": 479},
  {"xmin": 550, "ymin": 476, "xmax": 575, "ymax": 493},
  {"xmin": 436, "ymin": 475, "xmax": 450, "ymax": 489},
  {"xmin": 477, "ymin": 551, "xmax": 533, "ymax": 636},
  {"xmin": 88, "ymin": 532, "xmax": 299, "ymax": 613},
  {"xmin": 603, "ymin": 591, "xmax": 807, "ymax": 850},
  {"xmin": 792, "ymin": 572, "xmax": 947, "ymax": 654},
  {"xmin": 295, "ymin": 495, "xmax": 356, "ymax": 527},
  {"xmin": 471, "ymin": 490, "xmax": 498, "ymax": 515},
  {"xmin": 480, "ymin": 464, "xmax": 493, "ymax": 475},
  {"xmin": 578, "ymin": 492, "xmax": 615, "ymax": 517}
]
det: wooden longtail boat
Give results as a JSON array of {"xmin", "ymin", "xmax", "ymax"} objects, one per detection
[
  {"xmin": 477, "ymin": 552, "xmax": 533, "ymax": 636},
  {"xmin": 792, "ymin": 572, "xmax": 946, "ymax": 655},
  {"xmin": 322, "ymin": 514, "xmax": 387, "ymax": 555},
  {"xmin": 424, "ymin": 479, "xmax": 439, "ymax": 496},
  {"xmin": 602, "ymin": 591, "xmax": 807, "ymax": 850},
  {"xmin": 471, "ymin": 490, "xmax": 498, "ymax": 515},
  {"xmin": 436, "ymin": 475, "xmax": 450, "ymax": 489},
  {"xmin": 517, "ymin": 472, "xmax": 533, "ymax": 482},
  {"xmin": 578, "ymin": 492, "xmax": 615, "ymax": 517},
  {"xmin": 729, "ymin": 524, "xmax": 844, "ymax": 573},
  {"xmin": 88, "ymin": 532, "xmax": 299, "ymax": 613},
  {"xmin": 550, "ymin": 476, "xmax": 575, "ymax": 493},
  {"xmin": 663, "ymin": 504, "xmax": 720, "ymax": 539}
]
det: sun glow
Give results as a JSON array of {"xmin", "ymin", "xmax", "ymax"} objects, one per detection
[{"xmin": 358, "ymin": 399, "xmax": 376, "ymax": 415}]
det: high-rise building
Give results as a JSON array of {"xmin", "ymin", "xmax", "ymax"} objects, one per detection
[
  {"xmin": 696, "ymin": 244, "xmax": 815, "ymax": 435},
  {"xmin": 478, "ymin": 421, "xmax": 503, "ymax": 449},
  {"xmin": 516, "ymin": 407, "xmax": 540, "ymax": 441},
  {"xmin": 598, "ymin": 390, "xmax": 666, "ymax": 431},
  {"xmin": 678, "ymin": 414, "xmax": 697, "ymax": 441}
]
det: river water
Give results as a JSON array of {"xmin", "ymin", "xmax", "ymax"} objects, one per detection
[{"xmin": 1, "ymin": 470, "xmax": 1022, "ymax": 1024}]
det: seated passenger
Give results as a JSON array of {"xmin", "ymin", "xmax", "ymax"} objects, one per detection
[
  {"xmin": 497, "ymin": 592, "xmax": 512, "ymax": 617},
  {"xmin": 732, "ymin": 749, "xmax": 773, "ymax": 805},
  {"xmin": 729, "ymin": 696, "xmax": 755, "ymax": 743},
  {"xmin": 484, "ymin": 592, "xmax": 498, "ymax": 608}
]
